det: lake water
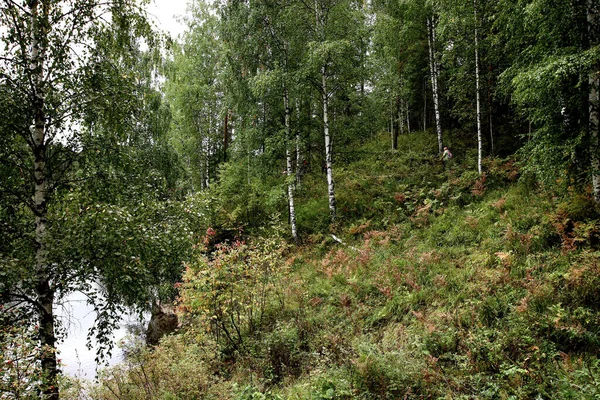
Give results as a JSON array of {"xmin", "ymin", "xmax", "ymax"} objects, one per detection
[{"xmin": 57, "ymin": 291, "xmax": 146, "ymax": 379}]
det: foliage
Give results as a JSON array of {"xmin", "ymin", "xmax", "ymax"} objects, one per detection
[
  {"xmin": 0, "ymin": 309, "xmax": 42, "ymax": 399},
  {"xmin": 0, "ymin": 0, "xmax": 193, "ymax": 396},
  {"xmin": 77, "ymin": 336, "xmax": 216, "ymax": 400},
  {"xmin": 177, "ymin": 228, "xmax": 289, "ymax": 356},
  {"xmin": 3, "ymin": 0, "xmax": 600, "ymax": 397},
  {"xmin": 89, "ymin": 129, "xmax": 600, "ymax": 399}
]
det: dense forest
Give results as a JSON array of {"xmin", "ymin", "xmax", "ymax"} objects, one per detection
[{"xmin": 1, "ymin": 0, "xmax": 600, "ymax": 398}]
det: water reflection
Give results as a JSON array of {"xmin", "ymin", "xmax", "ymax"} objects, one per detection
[{"xmin": 57, "ymin": 291, "xmax": 145, "ymax": 379}]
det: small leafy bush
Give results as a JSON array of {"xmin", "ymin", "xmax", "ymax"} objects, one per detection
[{"xmin": 178, "ymin": 234, "xmax": 289, "ymax": 357}]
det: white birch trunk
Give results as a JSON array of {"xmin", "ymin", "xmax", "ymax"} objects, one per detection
[
  {"xmin": 488, "ymin": 72, "xmax": 495, "ymax": 155},
  {"xmin": 198, "ymin": 116, "xmax": 206, "ymax": 190},
  {"xmin": 206, "ymin": 112, "xmax": 212, "ymax": 189},
  {"xmin": 284, "ymin": 88, "xmax": 298, "ymax": 240},
  {"xmin": 489, "ymin": 104, "xmax": 494, "ymax": 156},
  {"xmin": 199, "ymin": 140, "xmax": 205, "ymax": 190},
  {"xmin": 399, "ymin": 98, "xmax": 405, "ymax": 136},
  {"xmin": 406, "ymin": 103, "xmax": 411, "ymax": 133},
  {"xmin": 474, "ymin": 0, "xmax": 483, "ymax": 175},
  {"xmin": 322, "ymin": 64, "xmax": 336, "ymax": 222},
  {"xmin": 295, "ymin": 97, "xmax": 302, "ymax": 184},
  {"xmin": 390, "ymin": 95, "xmax": 394, "ymax": 148},
  {"xmin": 589, "ymin": 0, "xmax": 600, "ymax": 202},
  {"xmin": 30, "ymin": 1, "xmax": 58, "ymax": 398},
  {"xmin": 314, "ymin": 0, "xmax": 336, "ymax": 222},
  {"xmin": 423, "ymin": 78, "xmax": 427, "ymax": 131},
  {"xmin": 591, "ymin": 78, "xmax": 600, "ymax": 201},
  {"xmin": 427, "ymin": 16, "xmax": 443, "ymax": 154}
]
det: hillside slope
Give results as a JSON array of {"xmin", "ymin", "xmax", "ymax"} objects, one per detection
[{"xmin": 79, "ymin": 132, "xmax": 600, "ymax": 400}]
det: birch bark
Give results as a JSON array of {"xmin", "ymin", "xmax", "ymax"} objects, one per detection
[
  {"xmin": 295, "ymin": 98, "xmax": 302, "ymax": 184},
  {"xmin": 392, "ymin": 95, "xmax": 400, "ymax": 150},
  {"xmin": 314, "ymin": 0, "xmax": 336, "ymax": 222},
  {"xmin": 322, "ymin": 64, "xmax": 336, "ymax": 222},
  {"xmin": 406, "ymin": 101, "xmax": 411, "ymax": 133},
  {"xmin": 589, "ymin": 0, "xmax": 600, "ymax": 202},
  {"xmin": 427, "ymin": 16, "xmax": 443, "ymax": 154},
  {"xmin": 474, "ymin": 0, "xmax": 483, "ymax": 175},
  {"xmin": 284, "ymin": 88, "xmax": 298, "ymax": 240},
  {"xmin": 488, "ymin": 65, "xmax": 494, "ymax": 156},
  {"xmin": 29, "ymin": 1, "xmax": 58, "ymax": 397}
]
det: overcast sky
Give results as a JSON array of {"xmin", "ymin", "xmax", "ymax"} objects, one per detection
[{"xmin": 147, "ymin": 0, "xmax": 190, "ymax": 39}]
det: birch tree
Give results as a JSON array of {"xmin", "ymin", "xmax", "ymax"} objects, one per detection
[
  {"xmin": 426, "ymin": 6, "xmax": 444, "ymax": 154},
  {"xmin": 500, "ymin": 0, "xmax": 600, "ymax": 194},
  {"xmin": 589, "ymin": 0, "xmax": 600, "ymax": 202},
  {"xmin": 167, "ymin": 2, "xmax": 225, "ymax": 191},
  {"xmin": 372, "ymin": 0, "xmax": 430, "ymax": 145},
  {"xmin": 474, "ymin": 0, "xmax": 483, "ymax": 174},
  {"xmin": 302, "ymin": 0, "xmax": 365, "ymax": 223},
  {"xmin": 440, "ymin": 0, "xmax": 498, "ymax": 170},
  {"xmin": 0, "ymin": 1, "xmax": 175, "ymax": 397}
]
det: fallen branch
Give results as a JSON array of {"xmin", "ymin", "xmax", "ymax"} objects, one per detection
[{"xmin": 331, "ymin": 234, "xmax": 359, "ymax": 251}]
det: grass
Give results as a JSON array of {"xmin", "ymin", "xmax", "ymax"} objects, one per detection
[{"xmin": 77, "ymin": 131, "xmax": 600, "ymax": 399}]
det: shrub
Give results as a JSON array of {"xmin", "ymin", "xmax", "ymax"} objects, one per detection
[
  {"xmin": 351, "ymin": 343, "xmax": 429, "ymax": 399},
  {"xmin": 296, "ymin": 197, "xmax": 331, "ymax": 235},
  {"xmin": 177, "ymin": 234, "xmax": 289, "ymax": 357},
  {"xmin": 0, "ymin": 316, "xmax": 43, "ymax": 399},
  {"xmin": 86, "ymin": 336, "xmax": 215, "ymax": 400}
]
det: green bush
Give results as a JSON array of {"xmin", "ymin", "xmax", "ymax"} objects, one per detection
[
  {"xmin": 296, "ymin": 197, "xmax": 330, "ymax": 235},
  {"xmin": 351, "ymin": 343, "xmax": 430, "ymax": 399},
  {"xmin": 85, "ymin": 336, "xmax": 215, "ymax": 400}
]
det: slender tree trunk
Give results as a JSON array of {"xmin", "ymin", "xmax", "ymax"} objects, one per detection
[
  {"xmin": 207, "ymin": 112, "xmax": 212, "ymax": 188},
  {"xmin": 199, "ymin": 131, "xmax": 205, "ymax": 190},
  {"xmin": 589, "ymin": 0, "xmax": 600, "ymax": 202},
  {"xmin": 322, "ymin": 65, "xmax": 336, "ymax": 222},
  {"xmin": 398, "ymin": 97, "xmax": 404, "ymax": 136},
  {"xmin": 284, "ymin": 88, "xmax": 298, "ymax": 241},
  {"xmin": 427, "ymin": 16, "xmax": 443, "ymax": 154},
  {"xmin": 198, "ymin": 115, "xmax": 206, "ymax": 190},
  {"xmin": 30, "ymin": 1, "xmax": 58, "ymax": 398},
  {"xmin": 392, "ymin": 95, "xmax": 399, "ymax": 150},
  {"xmin": 314, "ymin": 0, "xmax": 335, "ymax": 222},
  {"xmin": 488, "ymin": 64, "xmax": 494, "ymax": 155},
  {"xmin": 474, "ymin": 0, "xmax": 483, "ymax": 175},
  {"xmin": 406, "ymin": 102, "xmax": 411, "ymax": 133},
  {"xmin": 390, "ymin": 95, "xmax": 394, "ymax": 144},
  {"xmin": 591, "ymin": 81, "xmax": 599, "ymax": 202},
  {"xmin": 295, "ymin": 98, "xmax": 302, "ymax": 184},
  {"xmin": 223, "ymin": 110, "xmax": 229, "ymax": 162},
  {"xmin": 423, "ymin": 78, "xmax": 427, "ymax": 131}
]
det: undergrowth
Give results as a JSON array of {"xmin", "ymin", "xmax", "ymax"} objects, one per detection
[{"xmin": 73, "ymin": 132, "xmax": 600, "ymax": 399}]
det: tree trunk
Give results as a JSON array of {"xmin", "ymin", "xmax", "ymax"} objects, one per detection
[
  {"xmin": 198, "ymin": 116, "xmax": 206, "ymax": 190},
  {"xmin": 423, "ymin": 78, "xmax": 427, "ymax": 131},
  {"xmin": 390, "ymin": 96, "xmax": 394, "ymax": 145},
  {"xmin": 488, "ymin": 64, "xmax": 495, "ymax": 156},
  {"xmin": 322, "ymin": 65, "xmax": 336, "ymax": 222},
  {"xmin": 206, "ymin": 112, "xmax": 212, "ymax": 188},
  {"xmin": 295, "ymin": 97, "xmax": 302, "ymax": 184},
  {"xmin": 474, "ymin": 0, "xmax": 483, "ymax": 175},
  {"xmin": 398, "ymin": 97, "xmax": 404, "ymax": 136},
  {"xmin": 406, "ymin": 102, "xmax": 411, "ymax": 133},
  {"xmin": 392, "ymin": 95, "xmax": 399, "ymax": 150},
  {"xmin": 223, "ymin": 110, "xmax": 229, "ymax": 162},
  {"xmin": 29, "ymin": 1, "xmax": 59, "ymax": 398},
  {"xmin": 589, "ymin": 0, "xmax": 600, "ymax": 202},
  {"xmin": 427, "ymin": 16, "xmax": 443, "ymax": 154},
  {"xmin": 284, "ymin": 88, "xmax": 298, "ymax": 241}
]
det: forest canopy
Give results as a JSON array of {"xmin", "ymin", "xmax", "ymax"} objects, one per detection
[{"xmin": 1, "ymin": 0, "xmax": 599, "ymax": 398}]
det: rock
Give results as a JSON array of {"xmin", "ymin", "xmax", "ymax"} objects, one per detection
[{"xmin": 146, "ymin": 302, "xmax": 178, "ymax": 346}]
